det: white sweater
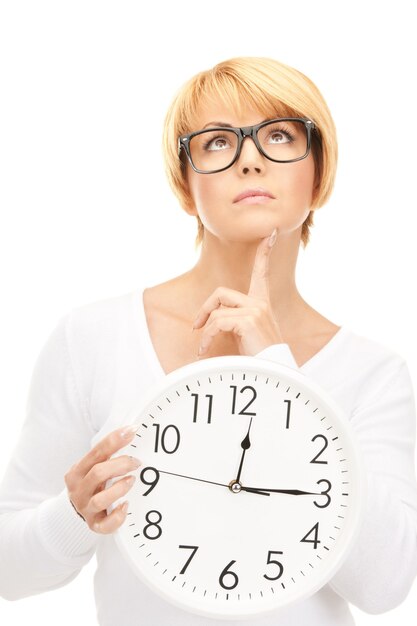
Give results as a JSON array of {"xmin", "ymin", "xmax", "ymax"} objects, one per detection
[{"xmin": 1, "ymin": 286, "xmax": 417, "ymax": 626}]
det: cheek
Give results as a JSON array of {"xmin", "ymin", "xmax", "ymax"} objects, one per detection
[
  {"xmin": 278, "ymin": 157, "xmax": 315, "ymax": 207},
  {"xmin": 188, "ymin": 171, "xmax": 226, "ymax": 211}
]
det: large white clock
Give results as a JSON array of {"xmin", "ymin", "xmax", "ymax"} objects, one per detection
[{"xmin": 112, "ymin": 354, "xmax": 365, "ymax": 620}]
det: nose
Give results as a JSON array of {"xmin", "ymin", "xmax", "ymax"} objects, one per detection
[{"xmin": 235, "ymin": 131, "xmax": 265, "ymax": 174}]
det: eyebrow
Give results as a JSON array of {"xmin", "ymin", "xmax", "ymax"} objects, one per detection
[{"xmin": 202, "ymin": 118, "xmax": 271, "ymax": 129}]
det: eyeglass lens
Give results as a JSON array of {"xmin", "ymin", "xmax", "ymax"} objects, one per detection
[{"xmin": 188, "ymin": 120, "xmax": 308, "ymax": 172}]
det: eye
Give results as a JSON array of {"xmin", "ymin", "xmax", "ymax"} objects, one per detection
[
  {"xmin": 267, "ymin": 126, "xmax": 295, "ymax": 144},
  {"xmin": 202, "ymin": 134, "xmax": 232, "ymax": 151}
]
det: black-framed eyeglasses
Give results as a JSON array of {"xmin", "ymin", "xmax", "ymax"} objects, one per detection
[{"xmin": 177, "ymin": 117, "xmax": 316, "ymax": 174}]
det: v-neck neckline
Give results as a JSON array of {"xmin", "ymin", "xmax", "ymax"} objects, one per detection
[{"xmin": 132, "ymin": 286, "xmax": 348, "ymax": 376}]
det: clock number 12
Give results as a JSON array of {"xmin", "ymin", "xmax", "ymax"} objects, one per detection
[
  {"xmin": 230, "ymin": 385, "xmax": 257, "ymax": 416},
  {"xmin": 191, "ymin": 385, "xmax": 257, "ymax": 423}
]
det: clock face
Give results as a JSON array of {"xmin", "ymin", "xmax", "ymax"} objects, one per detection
[{"xmin": 114, "ymin": 356, "xmax": 364, "ymax": 620}]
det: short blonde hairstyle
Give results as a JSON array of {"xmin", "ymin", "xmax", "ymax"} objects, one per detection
[{"xmin": 162, "ymin": 56, "xmax": 338, "ymax": 250}]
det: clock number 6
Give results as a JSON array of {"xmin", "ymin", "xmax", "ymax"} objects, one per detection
[{"xmin": 219, "ymin": 560, "xmax": 239, "ymax": 590}]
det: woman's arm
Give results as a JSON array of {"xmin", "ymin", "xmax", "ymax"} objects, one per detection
[
  {"xmin": 256, "ymin": 343, "xmax": 417, "ymax": 614},
  {"xmin": 327, "ymin": 357, "xmax": 417, "ymax": 614},
  {"xmin": 0, "ymin": 314, "xmax": 98, "ymax": 601}
]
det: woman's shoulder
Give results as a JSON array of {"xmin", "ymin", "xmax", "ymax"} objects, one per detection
[
  {"xmin": 68, "ymin": 288, "xmax": 135, "ymax": 324},
  {"xmin": 56, "ymin": 289, "xmax": 137, "ymax": 357},
  {"xmin": 335, "ymin": 326, "xmax": 412, "ymax": 404},
  {"xmin": 340, "ymin": 326, "xmax": 406, "ymax": 369}
]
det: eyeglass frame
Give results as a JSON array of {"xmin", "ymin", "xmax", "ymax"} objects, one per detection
[{"xmin": 177, "ymin": 117, "xmax": 316, "ymax": 174}]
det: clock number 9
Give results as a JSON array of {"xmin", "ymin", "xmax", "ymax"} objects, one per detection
[{"xmin": 139, "ymin": 466, "xmax": 160, "ymax": 495}]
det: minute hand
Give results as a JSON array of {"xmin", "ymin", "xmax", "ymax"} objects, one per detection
[
  {"xmin": 156, "ymin": 469, "xmax": 271, "ymax": 496},
  {"xmin": 241, "ymin": 486, "xmax": 322, "ymax": 496}
]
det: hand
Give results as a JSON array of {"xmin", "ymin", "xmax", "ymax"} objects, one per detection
[
  {"xmin": 192, "ymin": 228, "xmax": 283, "ymax": 357},
  {"xmin": 64, "ymin": 425, "xmax": 142, "ymax": 534}
]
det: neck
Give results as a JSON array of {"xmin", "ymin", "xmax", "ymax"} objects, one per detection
[{"xmin": 184, "ymin": 227, "xmax": 309, "ymax": 332}]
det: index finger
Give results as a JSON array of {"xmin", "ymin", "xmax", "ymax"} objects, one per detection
[
  {"xmin": 72, "ymin": 423, "xmax": 140, "ymax": 478},
  {"xmin": 248, "ymin": 228, "xmax": 277, "ymax": 300}
]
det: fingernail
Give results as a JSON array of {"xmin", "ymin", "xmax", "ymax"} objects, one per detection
[
  {"xmin": 268, "ymin": 228, "xmax": 277, "ymax": 247},
  {"xmin": 120, "ymin": 423, "xmax": 140, "ymax": 438}
]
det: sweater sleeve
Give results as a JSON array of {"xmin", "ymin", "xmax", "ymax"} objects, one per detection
[
  {"xmin": 255, "ymin": 343, "xmax": 417, "ymax": 614},
  {"xmin": 0, "ymin": 313, "xmax": 99, "ymax": 601},
  {"xmin": 327, "ymin": 358, "xmax": 417, "ymax": 614},
  {"xmin": 254, "ymin": 342, "xmax": 299, "ymax": 370}
]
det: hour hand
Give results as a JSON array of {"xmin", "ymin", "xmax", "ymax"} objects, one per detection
[
  {"xmin": 234, "ymin": 417, "xmax": 253, "ymax": 484},
  {"xmin": 241, "ymin": 486, "xmax": 322, "ymax": 496}
]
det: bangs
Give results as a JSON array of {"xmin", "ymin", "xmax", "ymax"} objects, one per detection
[{"xmin": 178, "ymin": 70, "xmax": 303, "ymax": 136}]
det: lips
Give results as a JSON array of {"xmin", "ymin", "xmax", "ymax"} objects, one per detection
[{"xmin": 233, "ymin": 187, "xmax": 275, "ymax": 203}]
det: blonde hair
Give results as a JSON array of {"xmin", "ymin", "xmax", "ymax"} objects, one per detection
[{"xmin": 162, "ymin": 56, "xmax": 338, "ymax": 250}]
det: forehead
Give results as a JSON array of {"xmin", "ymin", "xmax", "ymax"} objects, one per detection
[{"xmin": 190, "ymin": 97, "xmax": 286, "ymax": 132}]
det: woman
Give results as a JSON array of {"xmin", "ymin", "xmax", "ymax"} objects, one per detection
[{"xmin": 1, "ymin": 56, "xmax": 417, "ymax": 626}]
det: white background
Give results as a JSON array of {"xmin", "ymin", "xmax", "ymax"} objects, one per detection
[{"xmin": 0, "ymin": 0, "xmax": 416, "ymax": 623}]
